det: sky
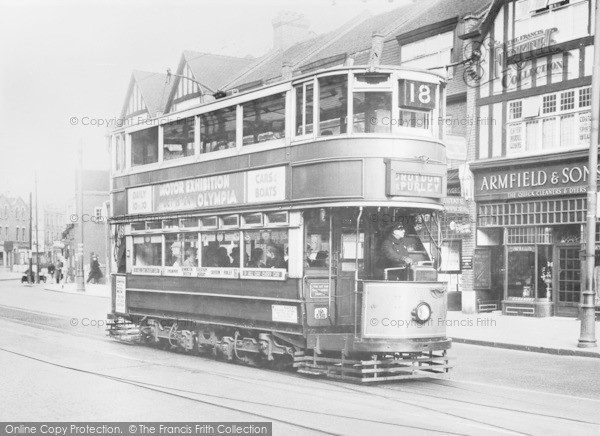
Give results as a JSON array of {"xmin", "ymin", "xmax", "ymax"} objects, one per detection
[{"xmin": 0, "ymin": 0, "xmax": 409, "ymax": 205}]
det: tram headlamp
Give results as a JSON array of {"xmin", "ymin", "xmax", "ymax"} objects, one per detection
[{"xmin": 412, "ymin": 302, "xmax": 432, "ymax": 324}]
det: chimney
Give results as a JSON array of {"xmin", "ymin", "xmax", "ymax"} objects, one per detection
[
  {"xmin": 368, "ymin": 31, "xmax": 385, "ymax": 71},
  {"xmin": 272, "ymin": 11, "xmax": 311, "ymax": 51},
  {"xmin": 282, "ymin": 61, "xmax": 293, "ymax": 81}
]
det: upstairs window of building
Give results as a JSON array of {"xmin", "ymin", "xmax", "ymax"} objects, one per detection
[
  {"xmin": 579, "ymin": 87, "xmax": 591, "ymax": 107},
  {"xmin": 318, "ymin": 75, "xmax": 348, "ymax": 136},
  {"xmin": 242, "ymin": 93, "xmax": 286, "ymax": 145},
  {"xmin": 131, "ymin": 127, "xmax": 158, "ymax": 166},
  {"xmin": 163, "ymin": 116, "xmax": 195, "ymax": 160},
  {"xmin": 22, "ymin": 228, "xmax": 26, "ymax": 241},
  {"xmin": 509, "ymin": 101, "xmax": 523, "ymax": 120},
  {"xmin": 560, "ymin": 90, "xmax": 575, "ymax": 111},
  {"xmin": 200, "ymin": 106, "xmax": 237, "ymax": 153},
  {"xmin": 400, "ymin": 31, "xmax": 454, "ymax": 72},
  {"xmin": 542, "ymin": 95, "xmax": 556, "ymax": 114}
]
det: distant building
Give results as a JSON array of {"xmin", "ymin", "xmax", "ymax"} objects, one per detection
[
  {"xmin": 0, "ymin": 193, "xmax": 30, "ymax": 268},
  {"xmin": 62, "ymin": 170, "xmax": 110, "ymax": 280}
]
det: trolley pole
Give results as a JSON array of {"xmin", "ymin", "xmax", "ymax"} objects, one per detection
[
  {"xmin": 579, "ymin": 0, "xmax": 600, "ymax": 348},
  {"xmin": 34, "ymin": 171, "xmax": 40, "ymax": 284},
  {"xmin": 28, "ymin": 192, "xmax": 33, "ymax": 285},
  {"xmin": 76, "ymin": 141, "xmax": 85, "ymax": 293}
]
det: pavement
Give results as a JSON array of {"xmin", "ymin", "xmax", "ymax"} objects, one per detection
[
  {"xmin": 0, "ymin": 272, "xmax": 22, "ymax": 281},
  {"xmin": 43, "ymin": 282, "xmax": 109, "ymax": 298},
  {"xmin": 447, "ymin": 310, "xmax": 600, "ymax": 358}
]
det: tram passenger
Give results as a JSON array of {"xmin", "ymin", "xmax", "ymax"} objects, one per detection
[
  {"xmin": 217, "ymin": 247, "xmax": 231, "ymax": 267},
  {"xmin": 230, "ymin": 247, "xmax": 240, "ymax": 268},
  {"xmin": 183, "ymin": 248, "xmax": 197, "ymax": 267},
  {"xmin": 381, "ymin": 223, "xmax": 414, "ymax": 280},
  {"xmin": 170, "ymin": 242, "xmax": 183, "ymax": 267},
  {"xmin": 247, "ymin": 248, "xmax": 265, "ymax": 268},
  {"xmin": 266, "ymin": 245, "xmax": 286, "ymax": 269}
]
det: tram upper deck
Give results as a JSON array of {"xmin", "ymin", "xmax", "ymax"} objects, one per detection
[{"xmin": 110, "ymin": 66, "xmax": 447, "ymax": 218}]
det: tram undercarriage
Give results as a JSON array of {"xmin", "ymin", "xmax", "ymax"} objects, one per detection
[{"xmin": 107, "ymin": 315, "xmax": 452, "ymax": 383}]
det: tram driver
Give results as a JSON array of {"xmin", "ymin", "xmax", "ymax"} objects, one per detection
[{"xmin": 381, "ymin": 223, "xmax": 416, "ymax": 280}]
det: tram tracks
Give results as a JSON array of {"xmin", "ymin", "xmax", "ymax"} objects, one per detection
[{"xmin": 1, "ymin": 304, "xmax": 598, "ymax": 435}]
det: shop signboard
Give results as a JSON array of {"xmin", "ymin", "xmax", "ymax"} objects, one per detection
[
  {"xmin": 127, "ymin": 166, "xmax": 287, "ymax": 214},
  {"xmin": 474, "ymin": 160, "xmax": 600, "ymax": 201}
]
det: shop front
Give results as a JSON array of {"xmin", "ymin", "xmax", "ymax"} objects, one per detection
[{"xmin": 472, "ymin": 154, "xmax": 595, "ymax": 317}]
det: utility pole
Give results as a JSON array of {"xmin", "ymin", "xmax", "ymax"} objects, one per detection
[
  {"xmin": 34, "ymin": 172, "xmax": 40, "ymax": 284},
  {"xmin": 28, "ymin": 192, "xmax": 32, "ymax": 285},
  {"xmin": 76, "ymin": 140, "xmax": 85, "ymax": 292},
  {"xmin": 579, "ymin": 0, "xmax": 600, "ymax": 348}
]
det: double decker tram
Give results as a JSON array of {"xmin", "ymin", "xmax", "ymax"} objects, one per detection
[{"xmin": 108, "ymin": 65, "xmax": 452, "ymax": 382}]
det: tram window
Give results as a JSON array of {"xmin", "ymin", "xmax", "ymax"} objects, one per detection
[
  {"xmin": 183, "ymin": 233, "xmax": 199, "ymax": 267},
  {"xmin": 295, "ymin": 83, "xmax": 314, "ymax": 136},
  {"xmin": 131, "ymin": 222, "xmax": 145, "ymax": 232},
  {"xmin": 201, "ymin": 231, "xmax": 240, "ymax": 268},
  {"xmin": 133, "ymin": 235, "xmax": 162, "ymax": 266},
  {"xmin": 162, "ymin": 219, "xmax": 178, "ymax": 230},
  {"xmin": 242, "ymin": 93, "xmax": 286, "ymax": 146},
  {"xmin": 165, "ymin": 233, "xmax": 183, "ymax": 267},
  {"xmin": 341, "ymin": 232, "xmax": 364, "ymax": 259},
  {"xmin": 242, "ymin": 213, "xmax": 263, "ymax": 227},
  {"xmin": 220, "ymin": 215, "xmax": 239, "ymax": 228},
  {"xmin": 163, "ymin": 116, "xmax": 195, "ymax": 160},
  {"xmin": 304, "ymin": 209, "xmax": 330, "ymax": 269},
  {"xmin": 200, "ymin": 107, "xmax": 237, "ymax": 153},
  {"xmin": 398, "ymin": 109, "xmax": 431, "ymax": 130},
  {"xmin": 243, "ymin": 229, "xmax": 288, "ymax": 270},
  {"xmin": 180, "ymin": 217, "xmax": 199, "ymax": 229},
  {"xmin": 114, "ymin": 134, "xmax": 125, "ymax": 172},
  {"xmin": 266, "ymin": 211, "xmax": 288, "ymax": 225},
  {"xmin": 200, "ymin": 216, "xmax": 218, "ymax": 229},
  {"xmin": 131, "ymin": 127, "xmax": 158, "ymax": 166},
  {"xmin": 318, "ymin": 75, "xmax": 347, "ymax": 136},
  {"xmin": 353, "ymin": 92, "xmax": 392, "ymax": 133},
  {"xmin": 146, "ymin": 221, "xmax": 161, "ymax": 230}
]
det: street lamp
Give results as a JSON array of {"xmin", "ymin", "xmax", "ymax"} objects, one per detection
[{"xmin": 579, "ymin": 0, "xmax": 600, "ymax": 348}]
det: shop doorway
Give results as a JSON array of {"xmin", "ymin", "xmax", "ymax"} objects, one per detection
[{"xmin": 555, "ymin": 246, "xmax": 581, "ymax": 317}]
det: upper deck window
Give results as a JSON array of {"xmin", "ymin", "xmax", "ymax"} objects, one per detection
[
  {"xmin": 295, "ymin": 83, "xmax": 314, "ymax": 136},
  {"xmin": 200, "ymin": 106, "xmax": 236, "ymax": 153},
  {"xmin": 163, "ymin": 116, "xmax": 195, "ymax": 160},
  {"xmin": 242, "ymin": 93, "xmax": 286, "ymax": 145},
  {"xmin": 397, "ymin": 79, "xmax": 436, "ymax": 134},
  {"xmin": 131, "ymin": 127, "xmax": 158, "ymax": 166},
  {"xmin": 318, "ymin": 75, "xmax": 347, "ymax": 136},
  {"xmin": 353, "ymin": 92, "xmax": 392, "ymax": 133}
]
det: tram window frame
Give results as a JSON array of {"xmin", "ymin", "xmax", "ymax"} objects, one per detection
[
  {"xmin": 162, "ymin": 219, "xmax": 179, "ymax": 231},
  {"xmin": 242, "ymin": 228, "xmax": 289, "ymax": 271},
  {"xmin": 294, "ymin": 81, "xmax": 314, "ymax": 137},
  {"xmin": 352, "ymin": 91, "xmax": 393, "ymax": 134},
  {"xmin": 220, "ymin": 214, "xmax": 239, "ymax": 229},
  {"xmin": 162, "ymin": 116, "xmax": 196, "ymax": 161},
  {"xmin": 131, "ymin": 222, "xmax": 145, "ymax": 233},
  {"xmin": 131, "ymin": 127, "xmax": 159, "ymax": 167},
  {"xmin": 180, "ymin": 217, "xmax": 200, "ymax": 229},
  {"xmin": 265, "ymin": 211, "xmax": 289, "ymax": 226},
  {"xmin": 317, "ymin": 74, "xmax": 348, "ymax": 137},
  {"xmin": 200, "ymin": 231, "xmax": 240, "ymax": 268},
  {"xmin": 242, "ymin": 93, "xmax": 286, "ymax": 146},
  {"xmin": 242, "ymin": 213, "xmax": 263, "ymax": 228},
  {"xmin": 199, "ymin": 216, "xmax": 218, "ymax": 230},
  {"xmin": 200, "ymin": 106, "xmax": 237, "ymax": 154},
  {"xmin": 145, "ymin": 221, "xmax": 161, "ymax": 231},
  {"xmin": 132, "ymin": 235, "xmax": 163, "ymax": 267}
]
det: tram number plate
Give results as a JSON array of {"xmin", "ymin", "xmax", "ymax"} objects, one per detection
[{"xmin": 314, "ymin": 307, "xmax": 328, "ymax": 320}]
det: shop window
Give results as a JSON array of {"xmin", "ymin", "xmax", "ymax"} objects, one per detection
[
  {"xmin": 542, "ymin": 95, "xmax": 556, "ymax": 114},
  {"xmin": 242, "ymin": 93, "xmax": 286, "ymax": 145},
  {"xmin": 133, "ymin": 235, "xmax": 162, "ymax": 266},
  {"xmin": 525, "ymin": 120, "xmax": 538, "ymax": 151},
  {"xmin": 304, "ymin": 209, "xmax": 330, "ymax": 269},
  {"xmin": 200, "ymin": 107, "xmax": 237, "ymax": 153},
  {"xmin": 353, "ymin": 92, "xmax": 392, "ymax": 133},
  {"xmin": 318, "ymin": 75, "xmax": 348, "ymax": 136},
  {"xmin": 243, "ymin": 229, "xmax": 288, "ymax": 270},
  {"xmin": 131, "ymin": 127, "xmax": 158, "ymax": 166},
  {"xmin": 579, "ymin": 87, "xmax": 592, "ymax": 107},
  {"xmin": 201, "ymin": 231, "xmax": 240, "ymax": 268},
  {"xmin": 560, "ymin": 114, "xmax": 575, "ymax": 147},
  {"xmin": 295, "ymin": 83, "xmax": 314, "ymax": 136},
  {"xmin": 163, "ymin": 116, "xmax": 195, "ymax": 160}
]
